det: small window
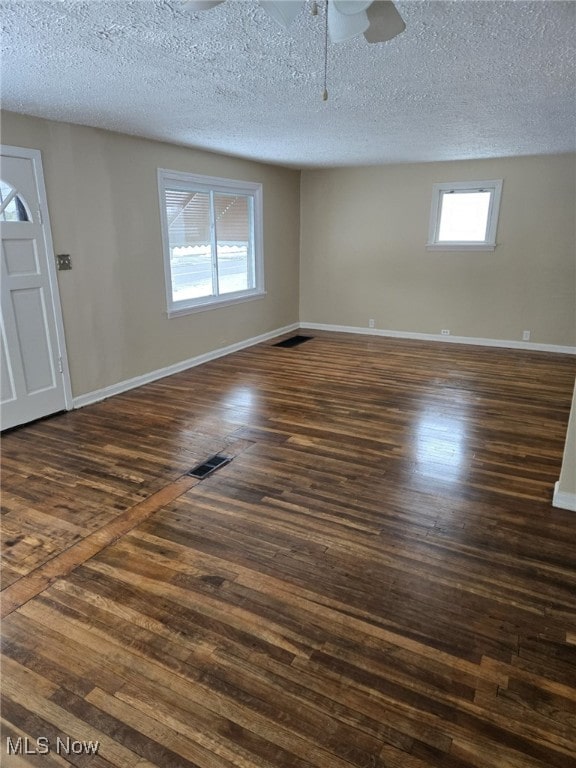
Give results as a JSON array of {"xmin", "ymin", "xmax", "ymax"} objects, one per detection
[
  {"xmin": 427, "ymin": 179, "xmax": 503, "ymax": 251},
  {"xmin": 158, "ymin": 169, "xmax": 265, "ymax": 317},
  {"xmin": 0, "ymin": 180, "xmax": 31, "ymax": 222}
]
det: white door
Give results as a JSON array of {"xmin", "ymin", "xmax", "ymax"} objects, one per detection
[{"xmin": 1, "ymin": 146, "xmax": 71, "ymax": 430}]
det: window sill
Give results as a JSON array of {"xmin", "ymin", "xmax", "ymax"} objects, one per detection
[
  {"xmin": 167, "ymin": 290, "xmax": 266, "ymax": 318},
  {"xmin": 426, "ymin": 243, "xmax": 496, "ymax": 252}
]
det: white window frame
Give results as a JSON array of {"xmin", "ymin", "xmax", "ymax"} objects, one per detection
[
  {"xmin": 158, "ymin": 169, "xmax": 265, "ymax": 317},
  {"xmin": 426, "ymin": 179, "xmax": 503, "ymax": 251}
]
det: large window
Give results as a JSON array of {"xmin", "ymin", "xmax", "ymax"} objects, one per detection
[
  {"xmin": 427, "ymin": 179, "xmax": 503, "ymax": 251},
  {"xmin": 158, "ymin": 170, "xmax": 264, "ymax": 316}
]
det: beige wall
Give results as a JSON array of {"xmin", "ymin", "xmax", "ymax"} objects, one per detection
[
  {"xmin": 2, "ymin": 111, "xmax": 574, "ymax": 403},
  {"xmin": 1, "ymin": 111, "xmax": 300, "ymax": 397},
  {"xmin": 300, "ymin": 155, "xmax": 576, "ymax": 347}
]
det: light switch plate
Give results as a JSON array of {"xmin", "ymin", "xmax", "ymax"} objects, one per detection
[{"xmin": 56, "ymin": 254, "xmax": 72, "ymax": 270}]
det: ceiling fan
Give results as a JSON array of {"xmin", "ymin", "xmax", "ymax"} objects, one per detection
[{"xmin": 181, "ymin": 1, "xmax": 406, "ymax": 45}]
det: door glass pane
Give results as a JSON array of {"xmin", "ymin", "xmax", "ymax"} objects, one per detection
[
  {"xmin": 166, "ymin": 189, "xmax": 214, "ymax": 301},
  {"xmin": 438, "ymin": 191, "xmax": 491, "ymax": 242},
  {"xmin": 214, "ymin": 194, "xmax": 254, "ymax": 295},
  {"xmin": 0, "ymin": 180, "xmax": 31, "ymax": 222}
]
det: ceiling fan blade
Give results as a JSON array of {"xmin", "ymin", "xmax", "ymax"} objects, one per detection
[
  {"xmin": 259, "ymin": 1, "xmax": 305, "ymax": 28},
  {"xmin": 363, "ymin": 0, "xmax": 406, "ymax": 43}
]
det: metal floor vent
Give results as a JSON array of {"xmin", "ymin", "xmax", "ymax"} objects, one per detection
[
  {"xmin": 188, "ymin": 454, "xmax": 232, "ymax": 479},
  {"xmin": 273, "ymin": 335, "xmax": 314, "ymax": 348}
]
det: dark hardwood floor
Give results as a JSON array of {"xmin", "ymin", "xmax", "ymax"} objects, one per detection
[{"xmin": 2, "ymin": 331, "xmax": 575, "ymax": 767}]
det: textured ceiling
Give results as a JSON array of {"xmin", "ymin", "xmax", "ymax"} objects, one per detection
[{"xmin": 1, "ymin": 0, "xmax": 575, "ymax": 168}]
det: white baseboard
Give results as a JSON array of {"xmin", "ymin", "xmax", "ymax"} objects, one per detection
[
  {"xmin": 73, "ymin": 322, "xmax": 299, "ymax": 409},
  {"xmin": 552, "ymin": 482, "xmax": 576, "ymax": 512},
  {"xmin": 299, "ymin": 322, "xmax": 576, "ymax": 355},
  {"xmin": 73, "ymin": 320, "xmax": 574, "ymax": 410}
]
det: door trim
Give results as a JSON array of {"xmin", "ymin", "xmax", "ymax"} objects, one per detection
[{"xmin": 1, "ymin": 144, "xmax": 73, "ymax": 413}]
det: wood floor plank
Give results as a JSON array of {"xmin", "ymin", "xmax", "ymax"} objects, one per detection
[
  {"xmin": 2, "ymin": 332, "xmax": 575, "ymax": 767},
  {"xmin": 0, "ymin": 476, "xmax": 199, "ymax": 617}
]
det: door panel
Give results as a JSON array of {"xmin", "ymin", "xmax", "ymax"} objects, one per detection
[
  {"xmin": 3, "ymin": 237, "xmax": 40, "ymax": 275},
  {"xmin": 0, "ymin": 322, "xmax": 15, "ymax": 404},
  {"xmin": 11, "ymin": 287, "xmax": 56, "ymax": 393},
  {"xmin": 0, "ymin": 147, "xmax": 70, "ymax": 429}
]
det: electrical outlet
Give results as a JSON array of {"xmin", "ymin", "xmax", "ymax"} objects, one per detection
[
  {"xmin": 441, "ymin": 329, "xmax": 450, "ymax": 336},
  {"xmin": 368, "ymin": 319, "xmax": 375, "ymax": 329},
  {"xmin": 522, "ymin": 330, "xmax": 531, "ymax": 341}
]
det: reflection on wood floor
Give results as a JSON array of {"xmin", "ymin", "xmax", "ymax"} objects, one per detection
[{"xmin": 2, "ymin": 331, "xmax": 576, "ymax": 768}]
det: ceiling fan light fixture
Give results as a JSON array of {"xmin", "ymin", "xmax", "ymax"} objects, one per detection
[
  {"xmin": 333, "ymin": 1, "xmax": 372, "ymax": 15},
  {"xmin": 180, "ymin": 0, "xmax": 406, "ymax": 45},
  {"xmin": 181, "ymin": 0, "xmax": 224, "ymax": 11},
  {"xmin": 259, "ymin": 0, "xmax": 304, "ymax": 28},
  {"xmin": 327, "ymin": 2, "xmax": 370, "ymax": 42}
]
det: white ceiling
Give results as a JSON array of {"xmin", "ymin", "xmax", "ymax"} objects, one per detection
[{"xmin": 1, "ymin": 0, "xmax": 575, "ymax": 168}]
